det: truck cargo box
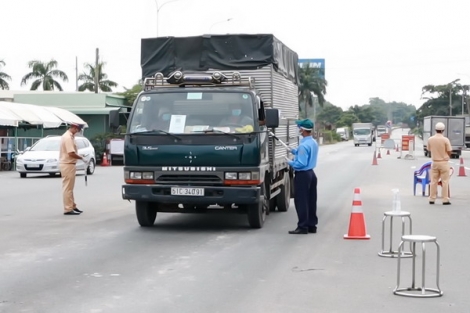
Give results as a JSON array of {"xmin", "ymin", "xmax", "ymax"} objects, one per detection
[{"xmin": 423, "ymin": 115, "xmax": 465, "ymax": 158}]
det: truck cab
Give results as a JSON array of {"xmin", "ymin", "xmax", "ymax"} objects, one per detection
[{"xmin": 352, "ymin": 123, "xmax": 373, "ymax": 146}]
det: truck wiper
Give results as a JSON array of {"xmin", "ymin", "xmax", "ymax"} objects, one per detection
[
  {"xmin": 128, "ymin": 130, "xmax": 182, "ymax": 141},
  {"xmin": 193, "ymin": 128, "xmax": 240, "ymax": 139}
]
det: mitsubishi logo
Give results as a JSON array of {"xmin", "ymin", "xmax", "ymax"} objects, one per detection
[{"xmin": 185, "ymin": 151, "xmax": 197, "ymax": 163}]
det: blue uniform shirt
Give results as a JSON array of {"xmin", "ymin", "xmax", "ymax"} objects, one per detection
[{"xmin": 288, "ymin": 136, "xmax": 318, "ymax": 171}]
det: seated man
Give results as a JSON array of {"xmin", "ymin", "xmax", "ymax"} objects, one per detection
[
  {"xmin": 147, "ymin": 106, "xmax": 172, "ymax": 131},
  {"xmin": 219, "ymin": 103, "xmax": 254, "ymax": 131}
]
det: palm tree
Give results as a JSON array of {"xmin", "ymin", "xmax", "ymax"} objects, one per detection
[
  {"xmin": 0, "ymin": 60, "xmax": 12, "ymax": 90},
  {"xmin": 21, "ymin": 60, "xmax": 68, "ymax": 91},
  {"xmin": 299, "ymin": 63, "xmax": 328, "ymax": 117},
  {"xmin": 78, "ymin": 62, "xmax": 118, "ymax": 92}
]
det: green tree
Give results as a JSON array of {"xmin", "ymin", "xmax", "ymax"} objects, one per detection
[
  {"xmin": 348, "ymin": 105, "xmax": 375, "ymax": 122},
  {"xmin": 21, "ymin": 60, "xmax": 68, "ymax": 91},
  {"xmin": 298, "ymin": 63, "xmax": 328, "ymax": 117},
  {"xmin": 0, "ymin": 60, "xmax": 12, "ymax": 90},
  {"xmin": 117, "ymin": 80, "xmax": 142, "ymax": 105},
  {"xmin": 336, "ymin": 112, "xmax": 360, "ymax": 128},
  {"xmin": 316, "ymin": 105, "xmax": 343, "ymax": 125},
  {"xmin": 78, "ymin": 62, "xmax": 118, "ymax": 92},
  {"xmin": 420, "ymin": 80, "xmax": 464, "ymax": 116}
]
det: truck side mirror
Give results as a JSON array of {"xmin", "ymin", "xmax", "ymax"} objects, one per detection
[{"xmin": 265, "ymin": 108, "xmax": 279, "ymax": 128}]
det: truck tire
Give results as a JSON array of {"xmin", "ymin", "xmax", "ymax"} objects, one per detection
[
  {"xmin": 368, "ymin": 143, "xmax": 372, "ymax": 146},
  {"xmin": 136, "ymin": 201, "xmax": 157, "ymax": 227},
  {"xmin": 247, "ymin": 183, "xmax": 267, "ymax": 229},
  {"xmin": 276, "ymin": 174, "xmax": 290, "ymax": 212}
]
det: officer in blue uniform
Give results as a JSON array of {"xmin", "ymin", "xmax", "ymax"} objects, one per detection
[{"xmin": 287, "ymin": 119, "xmax": 319, "ymax": 235}]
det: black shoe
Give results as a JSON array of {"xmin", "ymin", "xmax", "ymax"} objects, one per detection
[
  {"xmin": 64, "ymin": 211, "xmax": 81, "ymax": 215},
  {"xmin": 288, "ymin": 228, "xmax": 308, "ymax": 235},
  {"xmin": 429, "ymin": 201, "xmax": 435, "ymax": 205},
  {"xmin": 308, "ymin": 227, "xmax": 317, "ymax": 233},
  {"xmin": 73, "ymin": 208, "xmax": 83, "ymax": 213},
  {"xmin": 443, "ymin": 202, "xmax": 451, "ymax": 205}
]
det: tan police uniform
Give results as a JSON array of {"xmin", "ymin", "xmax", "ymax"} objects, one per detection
[
  {"xmin": 427, "ymin": 133, "xmax": 452, "ymax": 203},
  {"xmin": 59, "ymin": 130, "xmax": 78, "ymax": 213}
]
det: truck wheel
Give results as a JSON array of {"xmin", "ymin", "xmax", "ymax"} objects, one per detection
[
  {"xmin": 276, "ymin": 174, "xmax": 290, "ymax": 212},
  {"xmin": 247, "ymin": 183, "xmax": 267, "ymax": 229},
  {"xmin": 135, "ymin": 201, "xmax": 157, "ymax": 227},
  {"xmin": 368, "ymin": 143, "xmax": 372, "ymax": 146}
]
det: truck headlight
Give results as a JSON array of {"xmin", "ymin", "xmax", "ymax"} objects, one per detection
[
  {"xmin": 238, "ymin": 172, "xmax": 252, "ymax": 180},
  {"xmin": 130, "ymin": 172, "xmax": 142, "ymax": 179},
  {"xmin": 225, "ymin": 172, "xmax": 237, "ymax": 180},
  {"xmin": 142, "ymin": 172, "xmax": 154, "ymax": 180}
]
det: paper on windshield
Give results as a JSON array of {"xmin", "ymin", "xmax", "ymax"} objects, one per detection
[{"xmin": 169, "ymin": 115, "xmax": 187, "ymax": 133}]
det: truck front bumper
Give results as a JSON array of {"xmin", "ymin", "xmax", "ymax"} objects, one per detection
[{"xmin": 121, "ymin": 184, "xmax": 260, "ymax": 205}]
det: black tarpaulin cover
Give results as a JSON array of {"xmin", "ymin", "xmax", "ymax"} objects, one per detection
[{"xmin": 140, "ymin": 34, "xmax": 299, "ymax": 85}]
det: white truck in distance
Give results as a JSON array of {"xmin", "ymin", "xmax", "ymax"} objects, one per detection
[
  {"xmin": 336, "ymin": 127, "xmax": 350, "ymax": 141},
  {"xmin": 352, "ymin": 123, "xmax": 374, "ymax": 146}
]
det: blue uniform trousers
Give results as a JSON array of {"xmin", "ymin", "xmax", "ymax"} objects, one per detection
[{"xmin": 294, "ymin": 170, "xmax": 318, "ymax": 230}]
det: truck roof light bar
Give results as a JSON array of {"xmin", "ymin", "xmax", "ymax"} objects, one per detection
[{"xmin": 143, "ymin": 71, "xmax": 254, "ymax": 90}]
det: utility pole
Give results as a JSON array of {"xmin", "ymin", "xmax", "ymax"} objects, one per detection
[
  {"xmin": 94, "ymin": 48, "xmax": 99, "ymax": 93},
  {"xmin": 462, "ymin": 87, "xmax": 466, "ymax": 116},
  {"xmin": 448, "ymin": 78, "xmax": 460, "ymax": 116}
]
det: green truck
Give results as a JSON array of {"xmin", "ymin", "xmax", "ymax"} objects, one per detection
[{"xmin": 121, "ymin": 34, "xmax": 300, "ymax": 228}]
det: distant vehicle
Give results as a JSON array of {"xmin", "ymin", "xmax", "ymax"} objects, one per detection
[
  {"xmin": 352, "ymin": 123, "xmax": 374, "ymax": 146},
  {"xmin": 376, "ymin": 125, "xmax": 387, "ymax": 137},
  {"xmin": 423, "ymin": 116, "xmax": 465, "ymax": 158},
  {"xmin": 15, "ymin": 135, "xmax": 96, "ymax": 178},
  {"xmin": 336, "ymin": 127, "xmax": 350, "ymax": 141}
]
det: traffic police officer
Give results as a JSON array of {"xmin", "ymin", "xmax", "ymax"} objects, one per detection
[
  {"xmin": 428, "ymin": 122, "xmax": 452, "ymax": 205},
  {"xmin": 287, "ymin": 119, "xmax": 319, "ymax": 234},
  {"xmin": 59, "ymin": 123, "xmax": 85, "ymax": 215}
]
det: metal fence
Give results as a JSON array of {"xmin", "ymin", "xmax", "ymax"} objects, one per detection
[{"xmin": 0, "ymin": 136, "xmax": 41, "ymax": 171}]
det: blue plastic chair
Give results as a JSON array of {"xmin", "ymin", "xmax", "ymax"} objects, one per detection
[{"xmin": 414, "ymin": 162, "xmax": 432, "ymax": 196}]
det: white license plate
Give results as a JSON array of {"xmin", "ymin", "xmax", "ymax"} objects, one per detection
[
  {"xmin": 28, "ymin": 164, "xmax": 40, "ymax": 168},
  {"xmin": 171, "ymin": 187, "xmax": 204, "ymax": 196}
]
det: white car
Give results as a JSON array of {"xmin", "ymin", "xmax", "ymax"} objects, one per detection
[{"xmin": 15, "ymin": 135, "xmax": 96, "ymax": 178}]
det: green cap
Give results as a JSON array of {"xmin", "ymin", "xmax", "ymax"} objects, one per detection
[{"xmin": 295, "ymin": 119, "xmax": 314, "ymax": 131}]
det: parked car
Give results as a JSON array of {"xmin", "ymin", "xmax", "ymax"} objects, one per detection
[{"xmin": 15, "ymin": 135, "xmax": 96, "ymax": 178}]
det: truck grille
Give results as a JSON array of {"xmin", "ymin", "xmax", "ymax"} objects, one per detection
[{"xmin": 157, "ymin": 174, "xmax": 222, "ymax": 185}]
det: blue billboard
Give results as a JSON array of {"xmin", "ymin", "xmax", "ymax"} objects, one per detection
[{"xmin": 298, "ymin": 58, "xmax": 325, "ymax": 79}]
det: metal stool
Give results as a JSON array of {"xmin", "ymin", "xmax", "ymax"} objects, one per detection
[
  {"xmin": 394, "ymin": 235, "xmax": 443, "ymax": 298},
  {"xmin": 378, "ymin": 211, "xmax": 413, "ymax": 258}
]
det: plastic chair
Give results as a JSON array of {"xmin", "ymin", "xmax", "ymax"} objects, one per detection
[{"xmin": 413, "ymin": 162, "xmax": 431, "ymax": 196}]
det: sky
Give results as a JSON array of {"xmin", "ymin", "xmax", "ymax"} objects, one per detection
[{"xmin": 2, "ymin": 0, "xmax": 470, "ymax": 110}]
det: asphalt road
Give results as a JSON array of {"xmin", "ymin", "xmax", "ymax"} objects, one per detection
[{"xmin": 1, "ymin": 129, "xmax": 470, "ymax": 313}]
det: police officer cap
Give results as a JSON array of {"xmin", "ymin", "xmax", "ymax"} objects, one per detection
[
  {"xmin": 295, "ymin": 119, "xmax": 314, "ymax": 131},
  {"xmin": 70, "ymin": 122, "xmax": 84, "ymax": 130},
  {"xmin": 435, "ymin": 122, "xmax": 445, "ymax": 131}
]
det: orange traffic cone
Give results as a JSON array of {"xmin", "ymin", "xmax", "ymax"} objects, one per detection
[
  {"xmin": 101, "ymin": 152, "xmax": 110, "ymax": 166},
  {"xmin": 372, "ymin": 151, "xmax": 378, "ymax": 165},
  {"xmin": 458, "ymin": 157, "xmax": 466, "ymax": 177},
  {"xmin": 377, "ymin": 149, "xmax": 382, "ymax": 159},
  {"xmin": 344, "ymin": 188, "xmax": 370, "ymax": 240}
]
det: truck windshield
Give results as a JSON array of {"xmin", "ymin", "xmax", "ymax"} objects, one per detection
[
  {"xmin": 129, "ymin": 91, "xmax": 255, "ymax": 134},
  {"xmin": 354, "ymin": 129, "xmax": 370, "ymax": 136}
]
